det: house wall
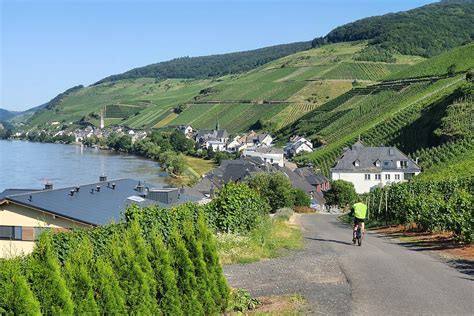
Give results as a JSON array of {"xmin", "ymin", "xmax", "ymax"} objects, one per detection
[
  {"xmin": 295, "ymin": 143, "xmax": 313, "ymax": 155},
  {"xmin": 243, "ymin": 151, "xmax": 285, "ymax": 166},
  {"xmin": 0, "ymin": 202, "xmax": 89, "ymax": 258},
  {"xmin": 331, "ymin": 171, "xmax": 416, "ymax": 194}
]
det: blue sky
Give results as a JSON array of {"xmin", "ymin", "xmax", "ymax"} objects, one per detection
[{"xmin": 1, "ymin": 0, "xmax": 436, "ymax": 111}]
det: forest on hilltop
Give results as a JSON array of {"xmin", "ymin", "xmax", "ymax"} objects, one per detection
[{"xmin": 312, "ymin": 0, "xmax": 474, "ymax": 61}]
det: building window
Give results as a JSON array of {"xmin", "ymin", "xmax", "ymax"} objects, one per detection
[
  {"xmin": 0, "ymin": 226, "xmax": 22, "ymax": 240},
  {"xmin": 400, "ymin": 161, "xmax": 408, "ymax": 169},
  {"xmin": 385, "ymin": 174, "xmax": 391, "ymax": 180},
  {"xmin": 354, "ymin": 160, "xmax": 360, "ymax": 167},
  {"xmin": 365, "ymin": 174, "xmax": 371, "ymax": 180},
  {"xmin": 395, "ymin": 174, "xmax": 400, "ymax": 180},
  {"xmin": 375, "ymin": 174, "xmax": 381, "ymax": 180},
  {"xmin": 384, "ymin": 161, "xmax": 390, "ymax": 166}
]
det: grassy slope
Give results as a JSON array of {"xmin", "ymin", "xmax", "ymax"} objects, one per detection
[
  {"xmin": 23, "ymin": 41, "xmax": 416, "ymax": 133},
  {"xmin": 386, "ymin": 42, "xmax": 474, "ymax": 80}
]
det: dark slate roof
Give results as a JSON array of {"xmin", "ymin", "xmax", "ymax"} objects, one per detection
[
  {"xmin": 0, "ymin": 189, "xmax": 41, "ymax": 200},
  {"xmin": 2, "ymin": 179, "xmax": 199, "ymax": 226},
  {"xmin": 331, "ymin": 141, "xmax": 421, "ymax": 172},
  {"xmin": 195, "ymin": 129, "xmax": 229, "ymax": 141},
  {"xmin": 294, "ymin": 167, "xmax": 329, "ymax": 185}
]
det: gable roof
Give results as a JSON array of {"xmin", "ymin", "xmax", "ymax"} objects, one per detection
[
  {"xmin": 331, "ymin": 142, "xmax": 421, "ymax": 173},
  {"xmin": 1, "ymin": 179, "xmax": 199, "ymax": 226}
]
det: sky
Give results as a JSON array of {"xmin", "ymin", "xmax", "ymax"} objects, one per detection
[{"xmin": 1, "ymin": 0, "xmax": 437, "ymax": 111}]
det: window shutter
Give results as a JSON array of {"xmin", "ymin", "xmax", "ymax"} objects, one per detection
[{"xmin": 22, "ymin": 227, "xmax": 35, "ymax": 241}]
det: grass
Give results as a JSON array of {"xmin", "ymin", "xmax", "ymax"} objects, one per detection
[
  {"xmin": 166, "ymin": 155, "xmax": 216, "ymax": 187},
  {"xmin": 217, "ymin": 217, "xmax": 303, "ymax": 265}
]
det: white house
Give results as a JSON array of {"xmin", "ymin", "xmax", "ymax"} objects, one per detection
[
  {"xmin": 330, "ymin": 141, "xmax": 421, "ymax": 194},
  {"xmin": 285, "ymin": 136, "xmax": 313, "ymax": 157},
  {"xmin": 176, "ymin": 125, "xmax": 194, "ymax": 139},
  {"xmin": 242, "ymin": 147, "xmax": 285, "ymax": 167}
]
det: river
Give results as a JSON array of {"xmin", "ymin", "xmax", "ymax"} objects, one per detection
[{"xmin": 0, "ymin": 140, "xmax": 167, "ymax": 192}]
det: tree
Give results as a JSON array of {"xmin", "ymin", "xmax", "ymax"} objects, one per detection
[
  {"xmin": 63, "ymin": 237, "xmax": 100, "ymax": 315},
  {"xmin": 246, "ymin": 172, "xmax": 295, "ymax": 211},
  {"xmin": 0, "ymin": 259, "xmax": 41, "ymax": 315},
  {"xmin": 324, "ymin": 180, "xmax": 357, "ymax": 207},
  {"xmin": 466, "ymin": 69, "xmax": 473, "ymax": 82},
  {"xmin": 170, "ymin": 130, "xmax": 194, "ymax": 153},
  {"xmin": 148, "ymin": 229, "xmax": 183, "ymax": 315},
  {"xmin": 447, "ymin": 64, "xmax": 457, "ymax": 76},
  {"xmin": 109, "ymin": 221, "xmax": 159, "ymax": 314},
  {"xmin": 169, "ymin": 228, "xmax": 204, "ymax": 314},
  {"xmin": 93, "ymin": 257, "xmax": 127, "ymax": 314},
  {"xmin": 159, "ymin": 151, "xmax": 186, "ymax": 175},
  {"xmin": 28, "ymin": 232, "xmax": 74, "ymax": 315},
  {"xmin": 293, "ymin": 188, "xmax": 311, "ymax": 207},
  {"xmin": 206, "ymin": 182, "xmax": 270, "ymax": 233}
]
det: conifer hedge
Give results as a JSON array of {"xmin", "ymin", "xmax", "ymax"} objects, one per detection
[{"xmin": 0, "ymin": 203, "xmax": 230, "ymax": 314}]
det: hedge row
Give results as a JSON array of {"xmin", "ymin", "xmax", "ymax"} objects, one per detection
[
  {"xmin": 0, "ymin": 204, "xmax": 229, "ymax": 315},
  {"xmin": 366, "ymin": 178, "xmax": 474, "ymax": 242}
]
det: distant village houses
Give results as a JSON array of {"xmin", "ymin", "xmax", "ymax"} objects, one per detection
[
  {"xmin": 242, "ymin": 147, "xmax": 285, "ymax": 167},
  {"xmin": 331, "ymin": 141, "xmax": 421, "ymax": 194},
  {"xmin": 285, "ymin": 135, "xmax": 314, "ymax": 157}
]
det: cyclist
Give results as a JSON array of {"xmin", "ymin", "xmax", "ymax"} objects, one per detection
[{"xmin": 349, "ymin": 197, "xmax": 367, "ymax": 243}]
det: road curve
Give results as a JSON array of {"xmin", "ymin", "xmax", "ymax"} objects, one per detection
[{"xmin": 224, "ymin": 214, "xmax": 474, "ymax": 315}]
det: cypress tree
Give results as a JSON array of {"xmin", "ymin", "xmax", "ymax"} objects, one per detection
[
  {"xmin": 63, "ymin": 237, "xmax": 100, "ymax": 315},
  {"xmin": 182, "ymin": 219, "xmax": 217, "ymax": 314},
  {"xmin": 169, "ymin": 227, "xmax": 203, "ymax": 315},
  {"xmin": 94, "ymin": 256, "xmax": 127, "ymax": 314},
  {"xmin": 148, "ymin": 229, "xmax": 183, "ymax": 315},
  {"xmin": 196, "ymin": 213, "xmax": 230, "ymax": 311},
  {"xmin": 110, "ymin": 220, "xmax": 160, "ymax": 314},
  {"xmin": 28, "ymin": 232, "xmax": 74, "ymax": 315},
  {"xmin": 0, "ymin": 259, "xmax": 41, "ymax": 315}
]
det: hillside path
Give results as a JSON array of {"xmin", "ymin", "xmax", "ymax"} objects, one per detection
[{"xmin": 224, "ymin": 214, "xmax": 474, "ymax": 315}]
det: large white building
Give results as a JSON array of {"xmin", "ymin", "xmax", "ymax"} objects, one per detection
[
  {"xmin": 242, "ymin": 147, "xmax": 285, "ymax": 167},
  {"xmin": 330, "ymin": 141, "xmax": 421, "ymax": 194}
]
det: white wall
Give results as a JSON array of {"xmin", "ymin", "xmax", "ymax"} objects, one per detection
[
  {"xmin": 331, "ymin": 171, "xmax": 414, "ymax": 194},
  {"xmin": 243, "ymin": 150, "xmax": 285, "ymax": 167}
]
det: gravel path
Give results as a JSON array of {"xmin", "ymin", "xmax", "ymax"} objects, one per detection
[{"xmin": 224, "ymin": 214, "xmax": 474, "ymax": 315}]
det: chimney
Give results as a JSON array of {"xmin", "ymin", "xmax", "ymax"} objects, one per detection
[
  {"xmin": 389, "ymin": 148, "xmax": 394, "ymax": 156},
  {"xmin": 44, "ymin": 182, "xmax": 53, "ymax": 190},
  {"xmin": 136, "ymin": 181, "xmax": 144, "ymax": 193},
  {"xmin": 69, "ymin": 189, "xmax": 75, "ymax": 196},
  {"xmin": 111, "ymin": 182, "xmax": 116, "ymax": 190},
  {"xmin": 96, "ymin": 185, "xmax": 101, "ymax": 192},
  {"xmin": 99, "ymin": 175, "xmax": 107, "ymax": 182},
  {"xmin": 75, "ymin": 186, "xmax": 80, "ymax": 192}
]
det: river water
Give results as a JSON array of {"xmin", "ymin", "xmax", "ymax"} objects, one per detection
[{"xmin": 0, "ymin": 140, "xmax": 167, "ymax": 192}]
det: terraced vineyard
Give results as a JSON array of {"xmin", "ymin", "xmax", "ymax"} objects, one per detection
[
  {"xmin": 169, "ymin": 103, "xmax": 288, "ymax": 133},
  {"xmin": 105, "ymin": 104, "xmax": 147, "ymax": 118},
  {"xmin": 319, "ymin": 62, "xmax": 409, "ymax": 81}
]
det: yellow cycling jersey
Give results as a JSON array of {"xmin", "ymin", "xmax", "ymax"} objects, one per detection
[{"xmin": 352, "ymin": 202, "xmax": 367, "ymax": 219}]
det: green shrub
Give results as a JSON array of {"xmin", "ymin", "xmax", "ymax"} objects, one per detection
[
  {"xmin": 63, "ymin": 237, "xmax": 100, "ymax": 315},
  {"xmin": 205, "ymin": 182, "xmax": 270, "ymax": 233},
  {"xmin": 227, "ymin": 288, "xmax": 260, "ymax": 312},
  {"xmin": 324, "ymin": 180, "xmax": 357, "ymax": 207},
  {"xmin": 93, "ymin": 257, "xmax": 127, "ymax": 314},
  {"xmin": 0, "ymin": 259, "xmax": 41, "ymax": 315},
  {"xmin": 246, "ymin": 172, "xmax": 295, "ymax": 211},
  {"xmin": 274, "ymin": 207, "xmax": 294, "ymax": 221},
  {"xmin": 292, "ymin": 188, "xmax": 311, "ymax": 207},
  {"xmin": 28, "ymin": 233, "xmax": 74, "ymax": 315}
]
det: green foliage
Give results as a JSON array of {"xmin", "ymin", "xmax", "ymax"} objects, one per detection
[
  {"xmin": 158, "ymin": 151, "xmax": 186, "ymax": 175},
  {"xmin": 366, "ymin": 178, "xmax": 474, "ymax": 242},
  {"xmin": 246, "ymin": 172, "xmax": 295, "ymax": 211},
  {"xmin": 293, "ymin": 188, "xmax": 311, "ymax": 207},
  {"xmin": 435, "ymin": 94, "xmax": 473, "ymax": 141},
  {"xmin": 28, "ymin": 233, "xmax": 74, "ymax": 315},
  {"xmin": 148, "ymin": 229, "xmax": 183, "ymax": 315},
  {"xmin": 169, "ymin": 228, "xmax": 204, "ymax": 315},
  {"xmin": 63, "ymin": 237, "xmax": 100, "ymax": 315},
  {"xmin": 206, "ymin": 182, "xmax": 270, "ymax": 233},
  {"xmin": 93, "ymin": 257, "xmax": 127, "ymax": 314},
  {"xmin": 109, "ymin": 221, "xmax": 159, "ymax": 314},
  {"xmin": 95, "ymin": 41, "xmax": 311, "ymax": 84},
  {"xmin": 0, "ymin": 259, "xmax": 41, "ymax": 315},
  {"xmin": 353, "ymin": 46, "xmax": 396, "ymax": 63},
  {"xmin": 324, "ymin": 180, "xmax": 357, "ymax": 207},
  {"xmin": 227, "ymin": 288, "xmax": 260, "ymax": 313},
  {"xmin": 313, "ymin": 2, "xmax": 474, "ymax": 58},
  {"xmin": 170, "ymin": 130, "xmax": 195, "ymax": 153}
]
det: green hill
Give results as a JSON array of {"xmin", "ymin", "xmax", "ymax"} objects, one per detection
[
  {"xmin": 312, "ymin": 0, "xmax": 474, "ymax": 59},
  {"xmin": 385, "ymin": 42, "xmax": 474, "ymax": 80},
  {"xmin": 94, "ymin": 41, "xmax": 312, "ymax": 84}
]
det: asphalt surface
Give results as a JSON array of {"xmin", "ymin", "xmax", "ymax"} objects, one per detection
[{"xmin": 224, "ymin": 214, "xmax": 474, "ymax": 315}]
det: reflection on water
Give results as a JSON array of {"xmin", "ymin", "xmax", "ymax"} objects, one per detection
[{"xmin": 0, "ymin": 140, "xmax": 166, "ymax": 191}]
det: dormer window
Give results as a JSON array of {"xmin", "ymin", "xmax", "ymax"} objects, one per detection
[
  {"xmin": 353, "ymin": 159, "xmax": 360, "ymax": 167},
  {"xmin": 399, "ymin": 160, "xmax": 408, "ymax": 169},
  {"xmin": 374, "ymin": 159, "xmax": 381, "ymax": 167}
]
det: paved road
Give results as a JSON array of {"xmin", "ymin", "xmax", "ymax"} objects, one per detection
[{"xmin": 224, "ymin": 214, "xmax": 474, "ymax": 315}]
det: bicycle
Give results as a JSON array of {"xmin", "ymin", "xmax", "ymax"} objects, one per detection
[{"xmin": 353, "ymin": 224, "xmax": 363, "ymax": 246}]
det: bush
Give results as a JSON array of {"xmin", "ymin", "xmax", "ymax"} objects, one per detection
[
  {"xmin": 292, "ymin": 188, "xmax": 311, "ymax": 207},
  {"xmin": 274, "ymin": 208, "xmax": 294, "ymax": 221},
  {"xmin": 246, "ymin": 172, "xmax": 295, "ymax": 211},
  {"xmin": 294, "ymin": 206, "xmax": 315, "ymax": 214},
  {"xmin": 324, "ymin": 180, "xmax": 357, "ymax": 207},
  {"xmin": 205, "ymin": 182, "xmax": 270, "ymax": 234}
]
